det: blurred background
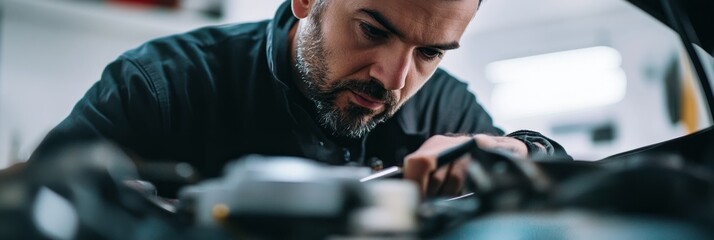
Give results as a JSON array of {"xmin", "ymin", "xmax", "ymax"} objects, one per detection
[{"xmin": 0, "ymin": 0, "xmax": 709, "ymax": 167}]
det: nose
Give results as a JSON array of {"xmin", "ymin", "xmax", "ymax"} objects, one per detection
[{"xmin": 369, "ymin": 47, "xmax": 412, "ymax": 90}]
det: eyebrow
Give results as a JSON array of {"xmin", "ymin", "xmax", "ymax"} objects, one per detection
[
  {"xmin": 358, "ymin": 8, "xmax": 461, "ymax": 51},
  {"xmin": 359, "ymin": 9, "xmax": 405, "ymax": 37},
  {"xmin": 427, "ymin": 42, "xmax": 461, "ymax": 51}
]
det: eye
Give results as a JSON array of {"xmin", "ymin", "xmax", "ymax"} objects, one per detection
[
  {"xmin": 359, "ymin": 22, "xmax": 389, "ymax": 41},
  {"xmin": 418, "ymin": 48, "xmax": 444, "ymax": 61}
]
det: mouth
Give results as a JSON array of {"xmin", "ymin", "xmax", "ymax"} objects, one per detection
[{"xmin": 349, "ymin": 90, "xmax": 386, "ymax": 111}]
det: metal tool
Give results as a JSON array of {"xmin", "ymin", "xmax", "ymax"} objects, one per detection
[
  {"xmin": 360, "ymin": 139, "xmax": 478, "ymax": 182},
  {"xmin": 360, "ymin": 166, "xmax": 402, "ymax": 182}
]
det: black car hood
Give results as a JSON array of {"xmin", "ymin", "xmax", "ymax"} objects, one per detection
[{"xmin": 627, "ymin": 0, "xmax": 713, "ymax": 55}]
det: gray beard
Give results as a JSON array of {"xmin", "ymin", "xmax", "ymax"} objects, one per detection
[{"xmin": 294, "ymin": 17, "xmax": 393, "ymax": 138}]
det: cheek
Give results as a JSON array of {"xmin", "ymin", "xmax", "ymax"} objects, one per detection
[
  {"xmin": 321, "ymin": 15, "xmax": 378, "ymax": 80},
  {"xmin": 318, "ymin": 27, "xmax": 360, "ymax": 81}
]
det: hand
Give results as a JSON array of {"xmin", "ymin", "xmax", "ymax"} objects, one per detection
[{"xmin": 403, "ymin": 134, "xmax": 528, "ymax": 198}]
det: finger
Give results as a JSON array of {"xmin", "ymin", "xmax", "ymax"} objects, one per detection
[
  {"xmin": 404, "ymin": 135, "xmax": 474, "ymax": 197},
  {"xmin": 438, "ymin": 157, "xmax": 470, "ymax": 196},
  {"xmin": 473, "ymin": 134, "xmax": 528, "ymax": 159},
  {"xmin": 403, "ymin": 155, "xmax": 436, "ymax": 197},
  {"xmin": 427, "ymin": 164, "xmax": 447, "ymax": 196},
  {"xmin": 473, "ymin": 134, "xmax": 498, "ymax": 149}
]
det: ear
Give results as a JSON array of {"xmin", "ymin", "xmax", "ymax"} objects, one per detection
[{"xmin": 291, "ymin": 0, "xmax": 314, "ymax": 19}]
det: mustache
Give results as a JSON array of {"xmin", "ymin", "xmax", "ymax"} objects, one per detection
[{"xmin": 330, "ymin": 79, "xmax": 397, "ymax": 105}]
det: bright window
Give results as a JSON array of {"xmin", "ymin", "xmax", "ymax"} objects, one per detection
[{"xmin": 487, "ymin": 46, "xmax": 627, "ymax": 119}]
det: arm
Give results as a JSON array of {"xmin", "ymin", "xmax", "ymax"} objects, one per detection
[{"xmin": 401, "ymin": 70, "xmax": 570, "ymax": 197}]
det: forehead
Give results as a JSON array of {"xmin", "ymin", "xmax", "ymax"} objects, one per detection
[{"xmin": 339, "ymin": 0, "xmax": 479, "ymax": 44}]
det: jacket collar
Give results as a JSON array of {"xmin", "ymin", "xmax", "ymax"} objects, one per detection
[
  {"xmin": 266, "ymin": 1, "xmax": 298, "ymax": 90},
  {"xmin": 264, "ymin": 2, "xmax": 371, "ymax": 153}
]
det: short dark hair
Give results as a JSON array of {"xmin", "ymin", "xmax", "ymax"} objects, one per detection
[{"xmin": 316, "ymin": 0, "xmax": 482, "ymax": 9}]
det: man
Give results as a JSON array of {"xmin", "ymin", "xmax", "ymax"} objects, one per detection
[{"xmin": 31, "ymin": 0, "xmax": 569, "ymax": 197}]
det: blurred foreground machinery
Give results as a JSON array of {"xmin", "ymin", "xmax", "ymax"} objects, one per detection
[{"xmin": 2, "ymin": 140, "xmax": 714, "ymax": 239}]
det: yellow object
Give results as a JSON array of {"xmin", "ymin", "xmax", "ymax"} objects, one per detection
[
  {"xmin": 212, "ymin": 203, "xmax": 230, "ymax": 222},
  {"xmin": 680, "ymin": 52, "xmax": 699, "ymax": 134}
]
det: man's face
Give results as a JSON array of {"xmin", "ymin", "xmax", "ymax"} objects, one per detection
[{"xmin": 294, "ymin": 0, "xmax": 478, "ymax": 138}]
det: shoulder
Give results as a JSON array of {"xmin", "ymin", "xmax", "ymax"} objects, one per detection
[
  {"xmin": 98, "ymin": 21, "xmax": 274, "ymax": 127},
  {"xmin": 408, "ymin": 68, "xmax": 473, "ymax": 108},
  {"xmin": 396, "ymin": 68, "xmax": 500, "ymax": 134},
  {"xmin": 107, "ymin": 21, "xmax": 272, "ymax": 100},
  {"xmin": 121, "ymin": 21, "xmax": 270, "ymax": 66},
  {"xmin": 425, "ymin": 68, "xmax": 471, "ymax": 93},
  {"xmin": 396, "ymin": 68, "xmax": 472, "ymax": 127}
]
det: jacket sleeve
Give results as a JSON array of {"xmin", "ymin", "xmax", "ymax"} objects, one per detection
[
  {"xmin": 30, "ymin": 56, "xmax": 165, "ymax": 162},
  {"xmin": 507, "ymin": 130, "xmax": 573, "ymax": 161},
  {"xmin": 407, "ymin": 69, "xmax": 504, "ymax": 136}
]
